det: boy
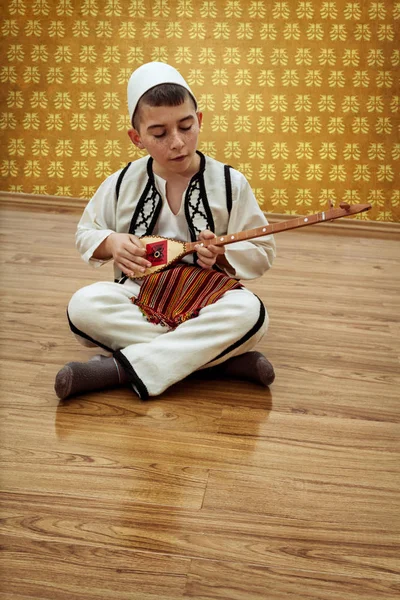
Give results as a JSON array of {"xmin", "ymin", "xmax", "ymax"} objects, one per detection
[{"xmin": 55, "ymin": 62, "xmax": 276, "ymax": 401}]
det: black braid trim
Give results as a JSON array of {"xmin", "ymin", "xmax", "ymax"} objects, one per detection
[{"xmin": 128, "ymin": 157, "xmax": 162, "ymax": 237}]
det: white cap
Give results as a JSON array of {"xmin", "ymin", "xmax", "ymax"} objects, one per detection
[{"xmin": 127, "ymin": 62, "xmax": 197, "ymax": 123}]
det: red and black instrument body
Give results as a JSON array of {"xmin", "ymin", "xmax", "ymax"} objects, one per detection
[{"xmin": 133, "ymin": 203, "xmax": 371, "ymax": 279}]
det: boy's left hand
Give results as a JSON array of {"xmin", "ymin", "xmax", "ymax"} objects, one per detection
[{"xmin": 195, "ymin": 230, "xmax": 225, "ymax": 269}]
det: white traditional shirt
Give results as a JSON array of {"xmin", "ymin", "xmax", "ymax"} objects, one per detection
[{"xmin": 76, "ymin": 152, "xmax": 276, "ymax": 282}]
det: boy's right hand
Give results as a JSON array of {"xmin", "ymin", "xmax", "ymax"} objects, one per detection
[{"xmin": 103, "ymin": 233, "xmax": 152, "ymax": 277}]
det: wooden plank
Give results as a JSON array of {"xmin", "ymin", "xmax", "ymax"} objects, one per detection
[
  {"xmin": 1, "ymin": 493, "xmax": 399, "ymax": 583},
  {"xmin": 185, "ymin": 560, "xmax": 400, "ymax": 600},
  {"xmin": 1, "ymin": 535, "xmax": 188, "ymax": 600}
]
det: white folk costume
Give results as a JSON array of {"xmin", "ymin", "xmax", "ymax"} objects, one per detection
[{"xmin": 67, "ymin": 63, "xmax": 276, "ymax": 399}]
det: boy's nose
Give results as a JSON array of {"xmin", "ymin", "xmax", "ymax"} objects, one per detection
[{"xmin": 170, "ymin": 131, "xmax": 185, "ymax": 150}]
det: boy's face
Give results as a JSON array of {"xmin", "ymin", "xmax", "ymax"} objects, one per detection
[{"xmin": 128, "ymin": 97, "xmax": 203, "ymax": 177}]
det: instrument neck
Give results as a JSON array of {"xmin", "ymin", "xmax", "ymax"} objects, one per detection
[
  {"xmin": 185, "ymin": 209, "xmax": 327, "ymax": 253},
  {"xmin": 184, "ymin": 204, "xmax": 370, "ymax": 253}
]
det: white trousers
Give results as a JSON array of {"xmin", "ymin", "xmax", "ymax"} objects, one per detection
[{"xmin": 67, "ymin": 279, "xmax": 268, "ymax": 398}]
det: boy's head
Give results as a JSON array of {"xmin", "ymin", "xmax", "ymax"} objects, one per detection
[
  {"xmin": 131, "ymin": 82, "xmax": 196, "ymax": 132},
  {"xmin": 127, "ymin": 63, "xmax": 202, "ymax": 176},
  {"xmin": 127, "ymin": 62, "xmax": 197, "ymax": 131}
]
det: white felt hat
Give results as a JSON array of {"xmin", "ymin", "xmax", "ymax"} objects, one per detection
[{"xmin": 127, "ymin": 62, "xmax": 197, "ymax": 123}]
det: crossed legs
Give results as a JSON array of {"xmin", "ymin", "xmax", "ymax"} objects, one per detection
[{"xmin": 55, "ymin": 280, "xmax": 274, "ymax": 400}]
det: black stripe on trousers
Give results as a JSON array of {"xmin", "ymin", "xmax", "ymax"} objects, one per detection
[
  {"xmin": 67, "ymin": 310, "xmax": 149, "ymax": 400},
  {"xmin": 207, "ymin": 295, "xmax": 266, "ymax": 364}
]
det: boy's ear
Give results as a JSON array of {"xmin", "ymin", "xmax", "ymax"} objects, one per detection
[
  {"xmin": 128, "ymin": 128, "xmax": 144, "ymax": 149},
  {"xmin": 197, "ymin": 112, "xmax": 203, "ymax": 129}
]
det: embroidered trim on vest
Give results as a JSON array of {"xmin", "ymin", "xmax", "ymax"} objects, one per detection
[
  {"xmin": 128, "ymin": 157, "xmax": 162, "ymax": 237},
  {"xmin": 184, "ymin": 152, "xmax": 214, "ymax": 241}
]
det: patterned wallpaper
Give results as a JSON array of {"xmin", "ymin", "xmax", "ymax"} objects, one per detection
[{"xmin": 0, "ymin": 0, "xmax": 399, "ymax": 222}]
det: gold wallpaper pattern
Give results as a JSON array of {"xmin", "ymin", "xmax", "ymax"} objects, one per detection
[{"xmin": 0, "ymin": 0, "xmax": 399, "ymax": 221}]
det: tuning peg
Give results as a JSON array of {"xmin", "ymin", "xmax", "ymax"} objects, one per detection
[
  {"xmin": 328, "ymin": 199, "xmax": 335, "ymax": 208},
  {"xmin": 339, "ymin": 202, "xmax": 350, "ymax": 210}
]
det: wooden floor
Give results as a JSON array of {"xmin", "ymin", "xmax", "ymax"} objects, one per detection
[{"xmin": 0, "ymin": 207, "xmax": 399, "ymax": 600}]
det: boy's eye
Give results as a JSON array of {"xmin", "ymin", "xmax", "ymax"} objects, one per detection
[{"xmin": 153, "ymin": 126, "xmax": 192, "ymax": 139}]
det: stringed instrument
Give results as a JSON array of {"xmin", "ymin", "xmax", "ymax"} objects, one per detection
[{"xmin": 132, "ymin": 202, "xmax": 371, "ymax": 279}]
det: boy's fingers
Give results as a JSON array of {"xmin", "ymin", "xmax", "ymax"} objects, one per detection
[
  {"xmin": 207, "ymin": 244, "xmax": 225, "ymax": 255},
  {"xmin": 131, "ymin": 258, "xmax": 152, "ymax": 270},
  {"xmin": 129, "ymin": 234, "xmax": 143, "ymax": 245},
  {"xmin": 129, "ymin": 251, "xmax": 152, "ymax": 266},
  {"xmin": 196, "ymin": 251, "xmax": 216, "ymax": 268},
  {"xmin": 121, "ymin": 244, "xmax": 151, "ymax": 266},
  {"xmin": 128, "ymin": 235, "xmax": 146, "ymax": 255},
  {"xmin": 120, "ymin": 251, "xmax": 151, "ymax": 268},
  {"xmin": 197, "ymin": 260, "xmax": 213, "ymax": 269},
  {"xmin": 198, "ymin": 229, "xmax": 216, "ymax": 241},
  {"xmin": 197, "ymin": 246, "xmax": 214, "ymax": 258},
  {"xmin": 120, "ymin": 256, "xmax": 151, "ymax": 274},
  {"xmin": 195, "ymin": 244, "xmax": 224, "ymax": 257}
]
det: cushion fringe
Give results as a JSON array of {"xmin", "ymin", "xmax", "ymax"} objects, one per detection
[{"xmin": 131, "ymin": 265, "xmax": 242, "ymax": 330}]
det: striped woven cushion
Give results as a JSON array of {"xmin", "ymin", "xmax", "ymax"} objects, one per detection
[{"xmin": 132, "ymin": 264, "xmax": 242, "ymax": 329}]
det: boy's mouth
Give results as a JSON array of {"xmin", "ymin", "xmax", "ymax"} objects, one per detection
[{"xmin": 171, "ymin": 155, "xmax": 187, "ymax": 162}]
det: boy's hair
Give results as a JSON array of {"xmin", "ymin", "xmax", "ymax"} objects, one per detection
[{"xmin": 132, "ymin": 83, "xmax": 197, "ymax": 130}]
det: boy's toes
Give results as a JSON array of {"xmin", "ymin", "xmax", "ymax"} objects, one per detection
[{"xmin": 54, "ymin": 365, "xmax": 73, "ymax": 400}]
